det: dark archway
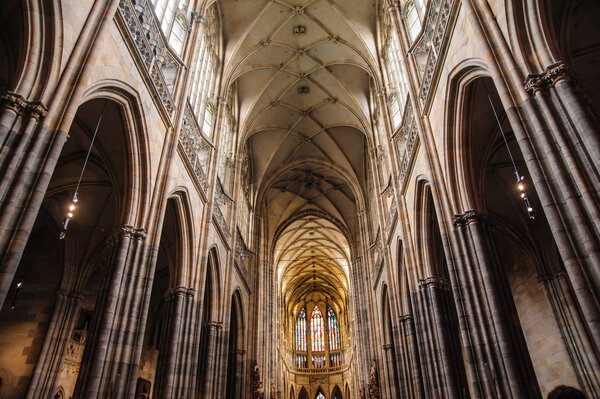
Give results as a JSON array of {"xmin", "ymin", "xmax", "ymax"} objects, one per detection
[
  {"xmin": 413, "ymin": 181, "xmax": 468, "ymax": 398},
  {"xmin": 332, "ymin": 385, "xmax": 342, "ymax": 399},
  {"xmin": 298, "ymin": 386, "xmax": 308, "ymax": 399},
  {"xmin": 461, "ymin": 76, "xmax": 599, "ymax": 395},
  {"xmin": 543, "ymin": 0, "xmax": 600, "ymax": 118},
  {"xmin": 225, "ymin": 291, "xmax": 245, "ymax": 399},
  {"xmin": 381, "ymin": 286, "xmax": 400, "ymax": 398},
  {"xmin": 0, "ymin": 0, "xmax": 26, "ymax": 94},
  {"xmin": 197, "ymin": 248, "xmax": 220, "ymax": 398}
]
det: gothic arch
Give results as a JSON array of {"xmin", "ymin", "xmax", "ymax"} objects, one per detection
[
  {"xmin": 225, "ymin": 289, "xmax": 246, "ymax": 398},
  {"xmin": 165, "ymin": 188, "xmax": 196, "ymax": 287},
  {"xmin": 196, "ymin": 246, "xmax": 223, "ymax": 397},
  {"xmin": 298, "ymin": 386, "xmax": 308, "ymax": 399},
  {"xmin": 380, "ymin": 284, "xmax": 400, "ymax": 397},
  {"xmin": 331, "ymin": 385, "xmax": 342, "ymax": 399},
  {"xmin": 0, "ymin": 0, "xmax": 62, "ymax": 98},
  {"xmin": 79, "ymin": 82, "xmax": 152, "ymax": 227}
]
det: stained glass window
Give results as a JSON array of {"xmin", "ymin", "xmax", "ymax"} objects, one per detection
[
  {"xmin": 327, "ymin": 307, "xmax": 340, "ymax": 350},
  {"xmin": 311, "ymin": 306, "xmax": 325, "ymax": 352},
  {"xmin": 312, "ymin": 354, "xmax": 326, "ymax": 368},
  {"xmin": 296, "ymin": 308, "xmax": 307, "ymax": 351}
]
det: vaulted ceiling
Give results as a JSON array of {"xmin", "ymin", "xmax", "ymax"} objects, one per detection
[{"xmin": 220, "ymin": 0, "xmax": 379, "ymax": 308}]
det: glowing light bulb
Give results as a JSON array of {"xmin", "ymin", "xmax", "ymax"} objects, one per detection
[
  {"xmin": 527, "ymin": 207, "xmax": 533, "ymax": 212},
  {"xmin": 68, "ymin": 212, "xmax": 73, "ymax": 218},
  {"xmin": 69, "ymin": 204, "xmax": 75, "ymax": 211},
  {"xmin": 520, "ymin": 193, "xmax": 525, "ymax": 198},
  {"xmin": 518, "ymin": 184, "xmax": 525, "ymax": 191}
]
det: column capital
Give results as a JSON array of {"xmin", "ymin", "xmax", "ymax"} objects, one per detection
[
  {"xmin": 398, "ymin": 314, "xmax": 412, "ymax": 323},
  {"xmin": 452, "ymin": 209, "xmax": 484, "ymax": 227},
  {"xmin": 524, "ymin": 61, "xmax": 570, "ymax": 95},
  {"xmin": 118, "ymin": 225, "xmax": 147, "ymax": 240},
  {"xmin": 417, "ymin": 276, "xmax": 449, "ymax": 290},
  {"xmin": 164, "ymin": 286, "xmax": 194, "ymax": 300},
  {"xmin": 205, "ymin": 320, "xmax": 223, "ymax": 330},
  {"xmin": 0, "ymin": 91, "xmax": 48, "ymax": 119}
]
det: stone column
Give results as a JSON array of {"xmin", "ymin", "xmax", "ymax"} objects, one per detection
[
  {"xmin": 398, "ymin": 314, "xmax": 424, "ymax": 399},
  {"xmin": 415, "ymin": 277, "xmax": 466, "ymax": 398},
  {"xmin": 200, "ymin": 320, "xmax": 223, "ymax": 397},
  {"xmin": 233, "ymin": 349, "xmax": 247, "ymax": 398},
  {"xmin": 523, "ymin": 63, "xmax": 600, "ymax": 347},
  {"xmin": 449, "ymin": 211, "xmax": 539, "ymax": 399},
  {"xmin": 72, "ymin": 225, "xmax": 148, "ymax": 399},
  {"xmin": 382, "ymin": 343, "xmax": 399, "ymax": 398},
  {"xmin": 154, "ymin": 286, "xmax": 195, "ymax": 399},
  {"xmin": 25, "ymin": 289, "xmax": 82, "ymax": 398},
  {"xmin": 539, "ymin": 271, "xmax": 600, "ymax": 396},
  {"xmin": 0, "ymin": 0, "xmax": 120, "ymax": 310}
]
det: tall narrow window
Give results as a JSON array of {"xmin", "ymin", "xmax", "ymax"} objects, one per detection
[
  {"xmin": 296, "ymin": 308, "xmax": 307, "ymax": 351},
  {"xmin": 168, "ymin": 15, "xmax": 187, "ymax": 54},
  {"xmin": 188, "ymin": 4, "xmax": 219, "ymax": 138},
  {"xmin": 151, "ymin": 0, "xmax": 188, "ymax": 54},
  {"xmin": 406, "ymin": 2, "xmax": 422, "ymax": 41},
  {"xmin": 327, "ymin": 307, "xmax": 340, "ymax": 350},
  {"xmin": 310, "ymin": 306, "xmax": 324, "ymax": 352},
  {"xmin": 384, "ymin": 25, "xmax": 409, "ymax": 129}
]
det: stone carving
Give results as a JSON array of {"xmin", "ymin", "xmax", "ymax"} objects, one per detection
[
  {"xmin": 411, "ymin": 0, "xmax": 457, "ymax": 103},
  {"xmin": 359, "ymin": 382, "xmax": 366, "ymax": 399},
  {"xmin": 418, "ymin": 276, "xmax": 449, "ymax": 290},
  {"xmin": 118, "ymin": 0, "xmax": 175, "ymax": 114},
  {"xmin": 270, "ymin": 384, "xmax": 276, "ymax": 399},
  {"xmin": 368, "ymin": 360, "xmax": 380, "ymax": 399},
  {"xmin": 180, "ymin": 104, "xmax": 210, "ymax": 191},
  {"xmin": 524, "ymin": 61, "xmax": 570, "ymax": 95},
  {"xmin": 452, "ymin": 209, "xmax": 483, "ymax": 228},
  {"xmin": 252, "ymin": 364, "xmax": 265, "ymax": 399},
  {"xmin": 294, "ymin": 25, "xmax": 306, "ymax": 36},
  {"xmin": 0, "ymin": 91, "xmax": 48, "ymax": 119}
]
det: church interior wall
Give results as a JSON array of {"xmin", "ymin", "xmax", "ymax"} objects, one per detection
[{"xmin": 0, "ymin": 0, "xmax": 599, "ymax": 398}]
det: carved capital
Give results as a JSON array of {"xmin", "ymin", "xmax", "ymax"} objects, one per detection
[
  {"xmin": 205, "ymin": 320, "xmax": 223, "ymax": 330},
  {"xmin": 164, "ymin": 286, "xmax": 189, "ymax": 300},
  {"xmin": 398, "ymin": 314, "xmax": 413, "ymax": 324},
  {"xmin": 1, "ymin": 91, "xmax": 27, "ymax": 114},
  {"xmin": 525, "ymin": 61, "xmax": 570, "ymax": 95},
  {"xmin": 452, "ymin": 210, "xmax": 484, "ymax": 227},
  {"xmin": 418, "ymin": 276, "xmax": 448, "ymax": 290},
  {"xmin": 118, "ymin": 225, "xmax": 147, "ymax": 240},
  {"xmin": 26, "ymin": 101, "xmax": 48, "ymax": 120},
  {"xmin": 524, "ymin": 75, "xmax": 548, "ymax": 95}
]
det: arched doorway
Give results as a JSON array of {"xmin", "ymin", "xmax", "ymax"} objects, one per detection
[
  {"xmin": 298, "ymin": 386, "xmax": 308, "ymax": 399},
  {"xmin": 332, "ymin": 385, "xmax": 342, "ymax": 399}
]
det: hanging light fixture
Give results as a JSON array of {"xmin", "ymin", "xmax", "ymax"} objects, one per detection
[
  {"xmin": 486, "ymin": 89, "xmax": 535, "ymax": 219},
  {"xmin": 9, "ymin": 278, "xmax": 24, "ymax": 310},
  {"xmin": 60, "ymin": 100, "xmax": 107, "ymax": 239}
]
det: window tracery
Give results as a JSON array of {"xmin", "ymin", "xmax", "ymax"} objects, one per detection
[
  {"xmin": 189, "ymin": 4, "xmax": 219, "ymax": 138},
  {"xmin": 151, "ymin": 0, "xmax": 189, "ymax": 55}
]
